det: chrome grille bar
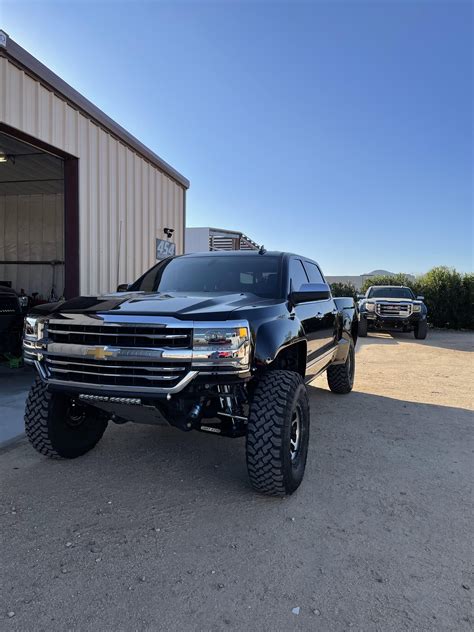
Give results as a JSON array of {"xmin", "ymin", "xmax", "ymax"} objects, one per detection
[
  {"xmin": 45, "ymin": 357, "xmax": 186, "ymax": 372},
  {"xmin": 48, "ymin": 328, "xmax": 188, "ymax": 339},
  {"xmin": 48, "ymin": 367, "xmax": 180, "ymax": 381}
]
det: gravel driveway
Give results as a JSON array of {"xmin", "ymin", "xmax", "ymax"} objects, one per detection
[{"xmin": 1, "ymin": 330, "xmax": 472, "ymax": 631}]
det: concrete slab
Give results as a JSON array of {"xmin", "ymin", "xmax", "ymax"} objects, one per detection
[{"xmin": 0, "ymin": 364, "xmax": 34, "ymax": 444}]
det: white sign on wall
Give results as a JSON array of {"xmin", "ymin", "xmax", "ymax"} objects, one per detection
[{"xmin": 156, "ymin": 238, "xmax": 176, "ymax": 260}]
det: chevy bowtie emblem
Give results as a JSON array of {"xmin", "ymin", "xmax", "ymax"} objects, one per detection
[{"xmin": 86, "ymin": 347, "xmax": 116, "ymax": 361}]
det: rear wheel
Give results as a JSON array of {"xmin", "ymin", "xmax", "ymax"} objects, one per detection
[
  {"xmin": 358, "ymin": 317, "xmax": 368, "ymax": 337},
  {"xmin": 327, "ymin": 340, "xmax": 355, "ymax": 394},
  {"xmin": 246, "ymin": 370, "xmax": 310, "ymax": 497},
  {"xmin": 25, "ymin": 377, "xmax": 108, "ymax": 458},
  {"xmin": 414, "ymin": 320, "xmax": 428, "ymax": 340}
]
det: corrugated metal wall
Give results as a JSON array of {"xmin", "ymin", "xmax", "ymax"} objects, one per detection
[
  {"xmin": 0, "ymin": 193, "xmax": 64, "ymax": 297},
  {"xmin": 0, "ymin": 56, "xmax": 184, "ymax": 295}
]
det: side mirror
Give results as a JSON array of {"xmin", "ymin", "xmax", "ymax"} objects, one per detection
[
  {"xmin": 417, "ymin": 295, "xmax": 424, "ymax": 301},
  {"xmin": 117, "ymin": 283, "xmax": 130, "ymax": 292},
  {"xmin": 291, "ymin": 282, "xmax": 331, "ymax": 304}
]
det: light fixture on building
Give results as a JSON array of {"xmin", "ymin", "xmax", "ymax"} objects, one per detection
[{"xmin": 0, "ymin": 153, "xmax": 14, "ymax": 164}]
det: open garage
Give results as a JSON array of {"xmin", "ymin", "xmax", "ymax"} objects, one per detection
[
  {"xmin": 0, "ymin": 131, "xmax": 66, "ymax": 302},
  {"xmin": 0, "ymin": 32, "xmax": 189, "ymax": 443}
]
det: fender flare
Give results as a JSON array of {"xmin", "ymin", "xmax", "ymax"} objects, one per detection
[{"xmin": 253, "ymin": 318, "xmax": 306, "ymax": 369}]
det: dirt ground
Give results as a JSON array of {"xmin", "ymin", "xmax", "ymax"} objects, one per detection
[{"xmin": 0, "ymin": 330, "xmax": 472, "ymax": 631}]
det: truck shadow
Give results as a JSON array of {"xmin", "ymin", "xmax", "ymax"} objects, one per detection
[
  {"xmin": 4, "ymin": 386, "xmax": 472, "ymax": 512},
  {"xmin": 358, "ymin": 329, "xmax": 473, "ymax": 352}
]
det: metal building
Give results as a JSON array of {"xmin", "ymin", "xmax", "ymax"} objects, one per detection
[
  {"xmin": 0, "ymin": 31, "xmax": 189, "ymax": 300},
  {"xmin": 185, "ymin": 227, "xmax": 259, "ymax": 253}
]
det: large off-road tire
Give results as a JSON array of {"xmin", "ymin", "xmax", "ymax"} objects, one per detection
[
  {"xmin": 358, "ymin": 317, "xmax": 368, "ymax": 337},
  {"xmin": 246, "ymin": 370, "xmax": 310, "ymax": 497},
  {"xmin": 327, "ymin": 340, "xmax": 355, "ymax": 394},
  {"xmin": 414, "ymin": 320, "xmax": 428, "ymax": 340},
  {"xmin": 24, "ymin": 377, "xmax": 108, "ymax": 459}
]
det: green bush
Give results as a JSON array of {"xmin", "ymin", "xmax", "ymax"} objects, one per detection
[
  {"xmin": 330, "ymin": 282, "xmax": 358, "ymax": 300},
  {"xmin": 360, "ymin": 267, "xmax": 473, "ymax": 329}
]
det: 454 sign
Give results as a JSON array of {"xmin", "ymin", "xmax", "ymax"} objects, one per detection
[{"xmin": 156, "ymin": 238, "xmax": 176, "ymax": 260}]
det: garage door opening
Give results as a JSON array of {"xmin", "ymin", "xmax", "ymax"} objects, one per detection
[
  {"xmin": 0, "ymin": 127, "xmax": 79, "ymax": 444},
  {"xmin": 0, "ymin": 130, "xmax": 68, "ymax": 303}
]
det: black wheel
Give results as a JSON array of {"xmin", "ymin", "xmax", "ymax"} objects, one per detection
[
  {"xmin": 358, "ymin": 317, "xmax": 368, "ymax": 337},
  {"xmin": 327, "ymin": 340, "xmax": 355, "ymax": 394},
  {"xmin": 24, "ymin": 377, "xmax": 108, "ymax": 459},
  {"xmin": 414, "ymin": 320, "xmax": 428, "ymax": 340},
  {"xmin": 246, "ymin": 370, "xmax": 310, "ymax": 497}
]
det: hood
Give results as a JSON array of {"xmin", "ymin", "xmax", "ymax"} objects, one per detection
[
  {"xmin": 366, "ymin": 297, "xmax": 420, "ymax": 303},
  {"xmin": 34, "ymin": 291, "xmax": 279, "ymax": 321},
  {"xmin": 0, "ymin": 286, "xmax": 18, "ymax": 297}
]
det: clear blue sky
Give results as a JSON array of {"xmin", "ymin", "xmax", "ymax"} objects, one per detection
[{"xmin": 1, "ymin": 0, "xmax": 472, "ymax": 275}]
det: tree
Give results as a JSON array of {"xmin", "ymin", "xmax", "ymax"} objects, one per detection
[
  {"xmin": 417, "ymin": 266, "xmax": 466, "ymax": 329},
  {"xmin": 330, "ymin": 282, "xmax": 357, "ymax": 300}
]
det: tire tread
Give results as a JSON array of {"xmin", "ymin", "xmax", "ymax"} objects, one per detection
[{"xmin": 246, "ymin": 370, "xmax": 307, "ymax": 496}]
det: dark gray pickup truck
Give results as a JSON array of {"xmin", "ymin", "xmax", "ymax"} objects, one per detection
[
  {"xmin": 23, "ymin": 251, "xmax": 358, "ymax": 496},
  {"xmin": 358, "ymin": 285, "xmax": 428, "ymax": 339}
]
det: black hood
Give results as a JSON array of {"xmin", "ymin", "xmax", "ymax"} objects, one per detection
[
  {"xmin": 32, "ymin": 291, "xmax": 279, "ymax": 321},
  {"xmin": 0, "ymin": 286, "xmax": 18, "ymax": 297}
]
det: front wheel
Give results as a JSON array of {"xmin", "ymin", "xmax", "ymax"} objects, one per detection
[
  {"xmin": 414, "ymin": 320, "xmax": 428, "ymax": 340},
  {"xmin": 246, "ymin": 370, "xmax": 310, "ymax": 497},
  {"xmin": 327, "ymin": 340, "xmax": 355, "ymax": 394},
  {"xmin": 25, "ymin": 377, "xmax": 108, "ymax": 458},
  {"xmin": 358, "ymin": 317, "xmax": 368, "ymax": 337}
]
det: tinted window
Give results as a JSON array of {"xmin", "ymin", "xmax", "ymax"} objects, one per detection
[
  {"xmin": 304, "ymin": 261, "xmax": 324, "ymax": 284},
  {"xmin": 129, "ymin": 255, "xmax": 282, "ymax": 299},
  {"xmin": 368, "ymin": 287, "xmax": 414, "ymax": 299},
  {"xmin": 289, "ymin": 259, "xmax": 309, "ymax": 291}
]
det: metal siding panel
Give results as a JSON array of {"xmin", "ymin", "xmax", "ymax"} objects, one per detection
[
  {"xmin": 1, "ymin": 58, "xmax": 185, "ymax": 295},
  {"xmin": 117, "ymin": 143, "xmax": 126, "ymax": 286},
  {"xmin": 98, "ymin": 128, "xmax": 108, "ymax": 292},
  {"xmin": 149, "ymin": 168, "xmax": 156, "ymax": 267},
  {"xmin": 108, "ymin": 135, "xmax": 118, "ymax": 291},
  {"xmin": 125, "ymin": 148, "xmax": 135, "ymax": 283},
  {"xmin": 142, "ymin": 162, "xmax": 150, "ymax": 272},
  {"xmin": 88, "ymin": 123, "xmax": 99, "ymax": 294}
]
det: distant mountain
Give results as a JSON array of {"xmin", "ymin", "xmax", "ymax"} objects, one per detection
[{"xmin": 362, "ymin": 269, "xmax": 396, "ymax": 276}]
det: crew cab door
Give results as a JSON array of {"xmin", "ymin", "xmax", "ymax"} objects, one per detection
[
  {"xmin": 302, "ymin": 260, "xmax": 337, "ymax": 355},
  {"xmin": 288, "ymin": 258, "xmax": 337, "ymax": 372}
]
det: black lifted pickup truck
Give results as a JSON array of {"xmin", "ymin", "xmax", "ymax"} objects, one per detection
[
  {"xmin": 23, "ymin": 251, "xmax": 358, "ymax": 496},
  {"xmin": 358, "ymin": 285, "xmax": 428, "ymax": 339}
]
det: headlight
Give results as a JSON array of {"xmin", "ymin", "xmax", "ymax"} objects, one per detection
[
  {"xmin": 192, "ymin": 323, "xmax": 250, "ymax": 370},
  {"xmin": 23, "ymin": 316, "xmax": 46, "ymax": 364},
  {"xmin": 413, "ymin": 304, "xmax": 421, "ymax": 312},
  {"xmin": 24, "ymin": 316, "xmax": 45, "ymax": 340},
  {"xmin": 365, "ymin": 302, "xmax": 375, "ymax": 312}
]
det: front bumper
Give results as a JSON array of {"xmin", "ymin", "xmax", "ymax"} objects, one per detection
[
  {"xmin": 362, "ymin": 312, "xmax": 424, "ymax": 329},
  {"xmin": 24, "ymin": 314, "xmax": 252, "ymax": 399}
]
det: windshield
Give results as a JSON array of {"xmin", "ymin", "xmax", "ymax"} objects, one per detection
[
  {"xmin": 129, "ymin": 255, "xmax": 282, "ymax": 299},
  {"xmin": 368, "ymin": 287, "xmax": 414, "ymax": 299}
]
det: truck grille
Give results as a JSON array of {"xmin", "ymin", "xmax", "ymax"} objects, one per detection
[
  {"xmin": 47, "ymin": 323, "xmax": 192, "ymax": 349},
  {"xmin": 376, "ymin": 303, "xmax": 412, "ymax": 317},
  {"xmin": 0, "ymin": 297, "xmax": 19, "ymax": 314},
  {"xmin": 44, "ymin": 355, "xmax": 190, "ymax": 388}
]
